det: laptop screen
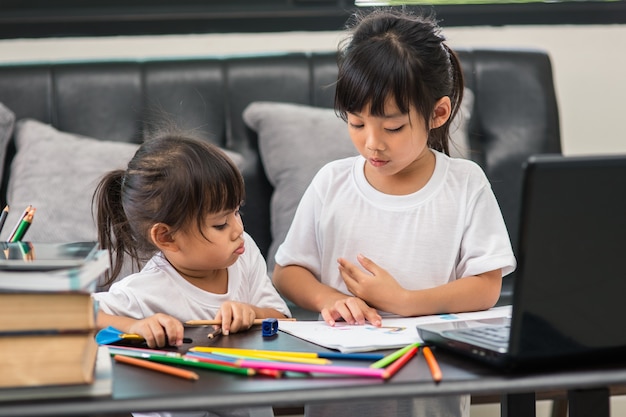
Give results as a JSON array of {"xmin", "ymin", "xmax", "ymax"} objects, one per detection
[{"xmin": 509, "ymin": 154, "xmax": 626, "ymax": 361}]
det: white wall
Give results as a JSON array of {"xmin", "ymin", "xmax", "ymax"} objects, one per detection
[{"xmin": 1, "ymin": 24, "xmax": 625, "ymax": 155}]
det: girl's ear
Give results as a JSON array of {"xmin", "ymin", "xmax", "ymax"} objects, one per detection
[
  {"xmin": 150, "ymin": 223, "xmax": 179, "ymax": 252},
  {"xmin": 430, "ymin": 96, "xmax": 452, "ymax": 129}
]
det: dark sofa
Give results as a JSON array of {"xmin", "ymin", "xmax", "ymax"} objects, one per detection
[{"xmin": 0, "ymin": 48, "xmax": 561, "ymax": 304}]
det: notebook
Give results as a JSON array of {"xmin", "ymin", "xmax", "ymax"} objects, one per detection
[{"xmin": 416, "ymin": 154, "xmax": 626, "ymax": 369}]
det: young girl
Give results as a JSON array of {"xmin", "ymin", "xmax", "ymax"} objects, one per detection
[
  {"xmin": 92, "ymin": 133, "xmax": 290, "ymax": 417},
  {"xmin": 272, "ymin": 9, "xmax": 516, "ymax": 417}
]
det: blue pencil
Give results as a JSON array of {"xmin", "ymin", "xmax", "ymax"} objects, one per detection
[{"xmin": 316, "ymin": 352, "xmax": 386, "ymax": 361}]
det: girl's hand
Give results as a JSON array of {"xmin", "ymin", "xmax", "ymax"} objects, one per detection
[
  {"xmin": 127, "ymin": 313, "xmax": 185, "ymax": 348},
  {"xmin": 338, "ymin": 254, "xmax": 407, "ymax": 313},
  {"xmin": 320, "ymin": 296, "xmax": 381, "ymax": 327},
  {"xmin": 214, "ymin": 301, "xmax": 257, "ymax": 335}
]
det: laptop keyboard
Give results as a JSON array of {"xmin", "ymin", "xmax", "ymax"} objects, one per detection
[{"xmin": 444, "ymin": 324, "xmax": 510, "ymax": 348}]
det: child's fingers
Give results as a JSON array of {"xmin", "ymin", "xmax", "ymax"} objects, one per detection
[{"xmin": 215, "ymin": 310, "xmax": 232, "ymax": 335}]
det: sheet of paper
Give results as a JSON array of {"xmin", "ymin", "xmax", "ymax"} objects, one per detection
[{"xmin": 278, "ymin": 305, "xmax": 511, "ymax": 353}]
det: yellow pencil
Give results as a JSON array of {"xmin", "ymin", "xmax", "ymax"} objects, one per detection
[
  {"xmin": 190, "ymin": 347, "xmax": 331, "ymax": 364},
  {"xmin": 190, "ymin": 346, "xmax": 317, "ymax": 358}
]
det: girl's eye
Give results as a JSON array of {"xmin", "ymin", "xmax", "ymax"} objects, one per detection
[
  {"xmin": 213, "ymin": 223, "xmax": 228, "ymax": 231},
  {"xmin": 349, "ymin": 122, "xmax": 364, "ymax": 129},
  {"xmin": 385, "ymin": 125, "xmax": 404, "ymax": 133}
]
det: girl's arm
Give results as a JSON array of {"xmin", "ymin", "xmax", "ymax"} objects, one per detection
[
  {"xmin": 273, "ymin": 264, "xmax": 382, "ymax": 326},
  {"xmin": 339, "ymin": 254, "xmax": 502, "ymax": 316},
  {"xmin": 96, "ymin": 310, "xmax": 185, "ymax": 348}
]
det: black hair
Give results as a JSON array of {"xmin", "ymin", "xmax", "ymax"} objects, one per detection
[
  {"xmin": 335, "ymin": 8, "xmax": 464, "ymax": 155},
  {"xmin": 92, "ymin": 132, "xmax": 245, "ymax": 285}
]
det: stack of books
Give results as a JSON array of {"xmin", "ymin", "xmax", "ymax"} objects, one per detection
[{"xmin": 0, "ymin": 242, "xmax": 109, "ymax": 390}]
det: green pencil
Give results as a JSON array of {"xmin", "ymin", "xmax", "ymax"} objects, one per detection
[
  {"xmin": 149, "ymin": 355, "xmax": 256, "ymax": 376},
  {"xmin": 370, "ymin": 342, "xmax": 420, "ymax": 369},
  {"xmin": 9, "ymin": 208, "xmax": 34, "ymax": 243}
]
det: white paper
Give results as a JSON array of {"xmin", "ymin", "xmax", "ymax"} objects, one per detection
[{"xmin": 278, "ymin": 305, "xmax": 512, "ymax": 353}]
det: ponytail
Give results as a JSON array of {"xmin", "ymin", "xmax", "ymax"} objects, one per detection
[{"xmin": 92, "ymin": 170, "xmax": 141, "ymax": 287}]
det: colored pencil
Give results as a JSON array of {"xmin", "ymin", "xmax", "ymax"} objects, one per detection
[
  {"xmin": 185, "ymin": 317, "xmax": 296, "ymax": 326},
  {"xmin": 0, "ymin": 205, "xmax": 8, "ymax": 235},
  {"xmin": 9, "ymin": 207, "xmax": 35, "ymax": 243},
  {"xmin": 422, "ymin": 346, "xmax": 442, "ymax": 383},
  {"xmin": 381, "ymin": 345, "xmax": 418, "ymax": 380},
  {"xmin": 236, "ymin": 359, "xmax": 387, "ymax": 378},
  {"xmin": 370, "ymin": 343, "xmax": 420, "ymax": 369},
  {"xmin": 189, "ymin": 346, "xmax": 384, "ymax": 361},
  {"xmin": 6, "ymin": 205, "xmax": 31, "ymax": 242},
  {"xmin": 148, "ymin": 355, "xmax": 256, "ymax": 376},
  {"xmin": 114, "ymin": 354, "xmax": 199, "ymax": 381},
  {"xmin": 190, "ymin": 348, "xmax": 330, "ymax": 365},
  {"xmin": 185, "ymin": 352, "xmax": 283, "ymax": 378},
  {"xmin": 208, "ymin": 327, "xmax": 222, "ymax": 339},
  {"xmin": 107, "ymin": 345, "xmax": 182, "ymax": 358}
]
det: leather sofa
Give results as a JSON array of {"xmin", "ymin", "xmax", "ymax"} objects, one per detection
[{"xmin": 0, "ymin": 49, "xmax": 561, "ymax": 304}]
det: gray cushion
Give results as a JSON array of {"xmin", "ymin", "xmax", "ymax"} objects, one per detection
[
  {"xmin": 243, "ymin": 91, "xmax": 473, "ymax": 273},
  {"xmin": 2, "ymin": 118, "xmax": 244, "ymax": 245},
  {"xmin": 0, "ymin": 102, "xmax": 16, "ymax": 188},
  {"xmin": 2, "ymin": 119, "xmax": 140, "ymax": 243}
]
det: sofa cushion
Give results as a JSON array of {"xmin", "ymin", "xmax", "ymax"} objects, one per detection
[
  {"xmin": 243, "ymin": 91, "xmax": 473, "ymax": 273},
  {"xmin": 1, "ymin": 118, "xmax": 244, "ymax": 246},
  {"xmin": 0, "ymin": 102, "xmax": 16, "ymax": 188}
]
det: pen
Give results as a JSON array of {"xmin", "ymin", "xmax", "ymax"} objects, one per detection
[
  {"xmin": 114, "ymin": 354, "xmax": 199, "ymax": 381},
  {"xmin": 5, "ymin": 205, "xmax": 31, "ymax": 242},
  {"xmin": 422, "ymin": 346, "xmax": 442, "ymax": 383},
  {"xmin": 9, "ymin": 208, "xmax": 35, "ymax": 243},
  {"xmin": 0, "ymin": 205, "xmax": 8, "ymax": 235}
]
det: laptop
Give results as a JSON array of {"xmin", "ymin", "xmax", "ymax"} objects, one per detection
[{"xmin": 417, "ymin": 154, "xmax": 626, "ymax": 369}]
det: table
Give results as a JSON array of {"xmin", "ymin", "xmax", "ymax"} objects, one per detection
[{"xmin": 1, "ymin": 325, "xmax": 626, "ymax": 417}]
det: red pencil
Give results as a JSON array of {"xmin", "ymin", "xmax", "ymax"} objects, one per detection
[{"xmin": 382, "ymin": 345, "xmax": 418, "ymax": 380}]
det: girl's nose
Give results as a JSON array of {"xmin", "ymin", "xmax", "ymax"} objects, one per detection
[
  {"xmin": 232, "ymin": 212, "xmax": 244, "ymax": 238},
  {"xmin": 365, "ymin": 131, "xmax": 385, "ymax": 152}
]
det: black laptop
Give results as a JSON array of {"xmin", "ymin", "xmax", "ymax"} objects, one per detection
[{"xmin": 417, "ymin": 154, "xmax": 626, "ymax": 369}]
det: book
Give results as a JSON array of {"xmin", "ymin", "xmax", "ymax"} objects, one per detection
[
  {"xmin": 278, "ymin": 306, "xmax": 512, "ymax": 353},
  {"xmin": 0, "ymin": 248, "xmax": 109, "ymax": 292},
  {"xmin": 0, "ymin": 292, "xmax": 96, "ymax": 332},
  {"xmin": 0, "ymin": 346, "xmax": 112, "ymax": 401},
  {"xmin": 0, "ymin": 332, "xmax": 99, "ymax": 388}
]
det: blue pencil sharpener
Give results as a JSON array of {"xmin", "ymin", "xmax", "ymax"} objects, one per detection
[{"xmin": 262, "ymin": 318, "xmax": 279, "ymax": 337}]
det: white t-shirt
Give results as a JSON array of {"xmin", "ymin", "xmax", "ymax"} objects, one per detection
[
  {"xmin": 276, "ymin": 150, "xmax": 516, "ymax": 298},
  {"xmin": 94, "ymin": 232, "xmax": 290, "ymax": 321},
  {"xmin": 93, "ymin": 232, "xmax": 288, "ymax": 417},
  {"xmin": 275, "ymin": 151, "xmax": 516, "ymax": 417}
]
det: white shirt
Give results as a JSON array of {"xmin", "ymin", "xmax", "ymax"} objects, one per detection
[
  {"xmin": 276, "ymin": 150, "xmax": 516, "ymax": 302},
  {"xmin": 94, "ymin": 232, "xmax": 290, "ymax": 321}
]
